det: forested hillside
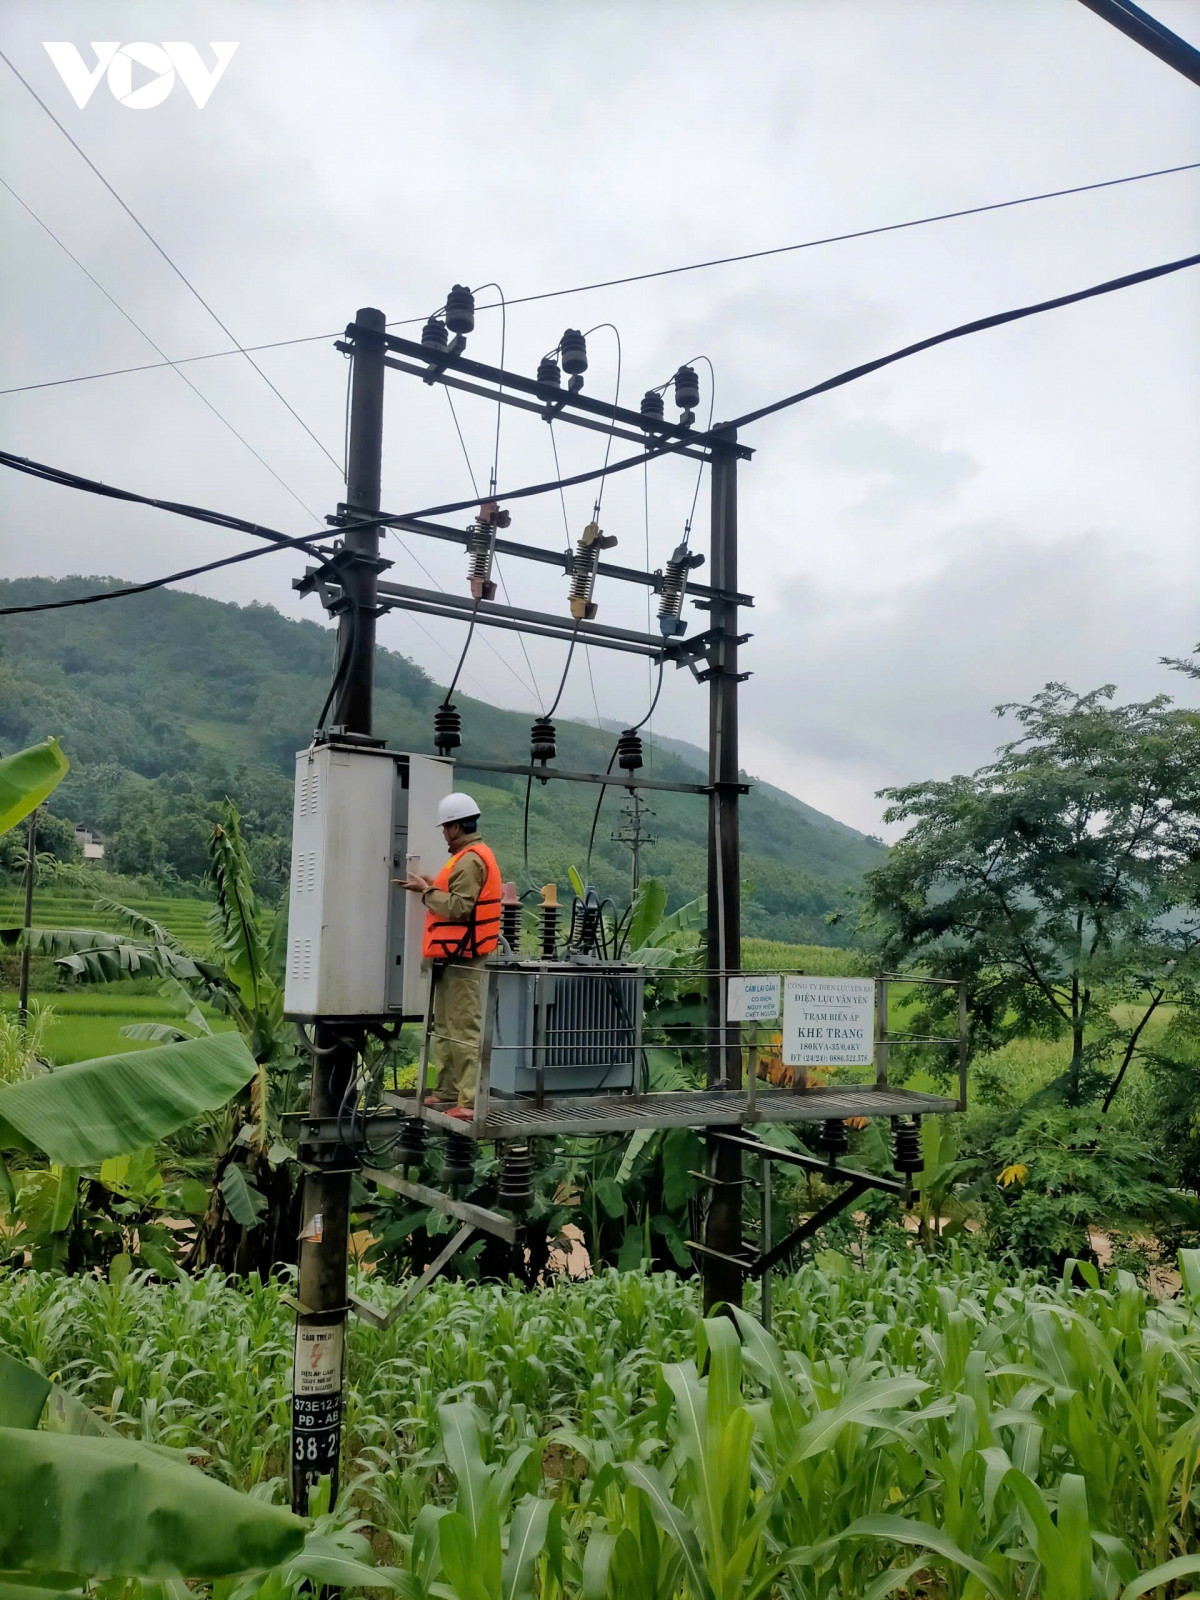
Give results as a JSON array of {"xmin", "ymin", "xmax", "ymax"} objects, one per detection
[{"xmin": 0, "ymin": 576, "xmax": 884, "ymax": 942}]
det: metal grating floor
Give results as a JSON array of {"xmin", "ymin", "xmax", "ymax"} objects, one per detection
[{"xmin": 383, "ymin": 1086, "xmax": 961, "ymax": 1140}]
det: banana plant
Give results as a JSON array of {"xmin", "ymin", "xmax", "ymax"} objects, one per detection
[
  {"xmin": 0, "ymin": 1030, "xmax": 258, "ymax": 1274},
  {"xmin": 0, "ymin": 737, "xmax": 69, "ymax": 835},
  {"xmin": 5, "ymin": 803, "xmax": 306, "ymax": 1276}
]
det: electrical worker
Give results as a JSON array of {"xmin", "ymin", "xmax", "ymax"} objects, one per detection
[{"xmin": 403, "ymin": 791, "xmax": 501, "ymax": 1119}]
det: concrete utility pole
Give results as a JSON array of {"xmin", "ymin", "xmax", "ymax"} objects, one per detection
[
  {"xmin": 290, "ymin": 307, "xmax": 386, "ymax": 1514},
  {"xmin": 702, "ymin": 429, "xmax": 744, "ymax": 1311}
]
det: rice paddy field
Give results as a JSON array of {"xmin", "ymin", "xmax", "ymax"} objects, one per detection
[{"xmin": 2, "ymin": 1250, "xmax": 1198, "ymax": 1597}]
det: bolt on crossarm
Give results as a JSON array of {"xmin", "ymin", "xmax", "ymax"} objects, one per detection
[{"xmin": 290, "ymin": 306, "xmax": 387, "ymax": 1514}]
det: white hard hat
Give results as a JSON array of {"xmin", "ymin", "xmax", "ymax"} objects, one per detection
[{"xmin": 437, "ymin": 791, "xmax": 481, "ymax": 826}]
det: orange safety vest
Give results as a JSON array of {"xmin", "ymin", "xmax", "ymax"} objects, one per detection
[{"xmin": 422, "ymin": 841, "xmax": 502, "ymax": 960}]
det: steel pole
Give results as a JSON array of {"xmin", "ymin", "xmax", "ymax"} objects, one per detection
[
  {"xmin": 702, "ymin": 431, "xmax": 744, "ymax": 1312},
  {"xmin": 290, "ymin": 307, "xmax": 386, "ymax": 1514}
]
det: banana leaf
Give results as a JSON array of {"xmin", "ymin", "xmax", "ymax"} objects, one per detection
[
  {"xmin": 0, "ymin": 1350, "xmax": 50, "ymax": 1430},
  {"xmin": 0, "ymin": 739, "xmax": 68, "ymax": 835},
  {"xmin": 0, "ymin": 1428, "xmax": 305, "ymax": 1579},
  {"xmin": 0, "ymin": 1032, "xmax": 257, "ymax": 1164}
]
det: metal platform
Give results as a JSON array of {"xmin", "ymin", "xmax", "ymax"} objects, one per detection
[{"xmin": 382, "ymin": 1084, "xmax": 960, "ymax": 1140}]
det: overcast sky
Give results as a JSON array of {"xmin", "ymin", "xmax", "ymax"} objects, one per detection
[{"xmin": 2, "ymin": 0, "xmax": 1197, "ymax": 833}]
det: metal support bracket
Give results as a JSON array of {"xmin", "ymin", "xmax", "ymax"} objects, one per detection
[
  {"xmin": 706, "ymin": 1130, "xmax": 908, "ymax": 1196},
  {"xmin": 347, "ymin": 1221, "xmax": 477, "ymax": 1329},
  {"xmin": 360, "ymin": 1165, "xmax": 519, "ymax": 1245},
  {"xmin": 751, "ymin": 1178, "xmax": 870, "ymax": 1276}
]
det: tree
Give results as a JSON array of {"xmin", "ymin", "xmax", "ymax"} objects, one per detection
[{"xmin": 863, "ymin": 683, "xmax": 1200, "ymax": 1104}]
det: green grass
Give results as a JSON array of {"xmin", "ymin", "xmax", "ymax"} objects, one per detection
[
  {"xmin": 0, "ymin": 885, "xmax": 216, "ymax": 954},
  {"xmin": 741, "ymin": 938, "xmax": 866, "ymax": 973},
  {"xmin": 0, "ymin": 989, "xmax": 236, "ymax": 1064}
]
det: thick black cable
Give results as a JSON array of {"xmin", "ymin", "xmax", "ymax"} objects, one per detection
[
  {"xmin": 0, "ymin": 528, "xmax": 335, "ymax": 615},
  {"xmin": 6, "ymin": 248, "xmax": 1199, "ymax": 617},
  {"xmin": 727, "ymin": 249, "xmax": 1200, "ymax": 431},
  {"xmin": 0, "ymin": 48, "xmax": 342, "ymax": 473},
  {"xmin": 4, "ymin": 162, "xmax": 1196, "ymax": 399},
  {"xmin": 0, "ymin": 176, "xmax": 323, "ymax": 523},
  {"xmin": 315, "ymin": 604, "xmax": 357, "ymax": 731}
]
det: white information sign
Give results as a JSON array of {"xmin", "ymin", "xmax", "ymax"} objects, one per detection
[
  {"xmin": 293, "ymin": 1322, "xmax": 344, "ymax": 1397},
  {"xmin": 782, "ymin": 976, "xmax": 875, "ymax": 1068},
  {"xmin": 726, "ymin": 974, "xmax": 782, "ymax": 1022}
]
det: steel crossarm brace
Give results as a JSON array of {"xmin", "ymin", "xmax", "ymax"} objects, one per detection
[
  {"xmin": 350, "ymin": 324, "xmax": 754, "ymax": 458},
  {"xmin": 377, "ymin": 352, "xmax": 714, "ymax": 461},
  {"xmin": 706, "ymin": 1130, "xmax": 908, "ymax": 1195},
  {"xmin": 348, "ymin": 1222, "xmax": 477, "ymax": 1329},
  {"xmin": 751, "ymin": 1178, "xmax": 871, "ymax": 1277},
  {"xmin": 456, "ymin": 759, "xmax": 710, "ymax": 795},
  {"xmin": 361, "ymin": 1166, "xmax": 519, "ymax": 1244},
  {"xmin": 331, "ymin": 506, "xmax": 755, "ymax": 609},
  {"xmin": 298, "ymin": 571, "xmax": 671, "ymax": 659}
]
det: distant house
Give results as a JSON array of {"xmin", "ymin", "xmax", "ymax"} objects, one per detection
[{"xmin": 74, "ymin": 825, "xmax": 105, "ymax": 861}]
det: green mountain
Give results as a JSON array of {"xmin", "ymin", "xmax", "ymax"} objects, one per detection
[{"xmin": 0, "ymin": 576, "xmax": 884, "ymax": 943}]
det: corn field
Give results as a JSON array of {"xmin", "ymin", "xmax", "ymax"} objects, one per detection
[{"xmin": 2, "ymin": 1248, "xmax": 1199, "ymax": 1599}]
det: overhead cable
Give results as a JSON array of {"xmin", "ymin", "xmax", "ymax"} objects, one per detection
[
  {"xmin": 725, "ymin": 249, "xmax": 1200, "ymax": 430},
  {"xmin": 0, "ymin": 175, "xmax": 322, "ymax": 522},
  {"xmin": 0, "ymin": 47, "xmax": 342, "ymax": 472},
  {"xmin": 2, "ymin": 160, "xmax": 1197, "ymax": 398},
  {"xmin": 4, "ymin": 245, "xmax": 1199, "ymax": 616}
]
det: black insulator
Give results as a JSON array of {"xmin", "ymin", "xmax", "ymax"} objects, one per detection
[
  {"xmin": 673, "ymin": 364, "xmax": 700, "ymax": 411},
  {"xmin": 434, "ymin": 703, "xmax": 461, "ymax": 755},
  {"xmin": 891, "ymin": 1117, "xmax": 924, "ymax": 1175},
  {"xmin": 559, "ymin": 328, "xmax": 588, "ymax": 375},
  {"xmin": 441, "ymin": 1131, "xmax": 476, "ymax": 1187},
  {"xmin": 421, "ymin": 317, "xmax": 448, "ymax": 351},
  {"xmin": 617, "ymin": 730, "xmax": 643, "ymax": 772},
  {"xmin": 537, "ymin": 356, "xmax": 562, "ymax": 388},
  {"xmin": 396, "ymin": 1117, "xmax": 428, "ymax": 1169},
  {"xmin": 640, "ymin": 389, "xmax": 665, "ymax": 422},
  {"xmin": 531, "ymin": 717, "xmax": 557, "ymax": 765},
  {"xmin": 500, "ymin": 884, "xmax": 522, "ymax": 952},
  {"xmin": 497, "ymin": 1144, "xmax": 534, "ymax": 1212},
  {"xmin": 820, "ymin": 1118, "xmax": 850, "ymax": 1159},
  {"xmin": 445, "ymin": 284, "xmax": 475, "ymax": 335}
]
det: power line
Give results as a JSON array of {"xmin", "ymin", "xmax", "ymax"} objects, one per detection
[
  {"xmin": 0, "ymin": 530, "xmax": 333, "ymax": 615},
  {"xmin": 0, "ymin": 175, "xmax": 322, "ymax": 524},
  {"xmin": 0, "ymin": 47, "xmax": 342, "ymax": 474},
  {"xmin": 1077, "ymin": 0, "xmax": 1200, "ymax": 87},
  {"xmin": 2, "ymin": 160, "xmax": 1197, "ymax": 399},
  {"xmin": 726, "ymin": 248, "xmax": 1200, "ymax": 431},
  {"xmin": 4, "ymin": 244, "xmax": 1199, "ymax": 615}
]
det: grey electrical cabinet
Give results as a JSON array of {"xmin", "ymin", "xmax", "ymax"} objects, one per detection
[
  {"xmin": 284, "ymin": 741, "xmax": 453, "ymax": 1021},
  {"xmin": 485, "ymin": 962, "xmax": 643, "ymax": 1095}
]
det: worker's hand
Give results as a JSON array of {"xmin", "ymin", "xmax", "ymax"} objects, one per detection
[{"xmin": 401, "ymin": 872, "xmax": 435, "ymax": 893}]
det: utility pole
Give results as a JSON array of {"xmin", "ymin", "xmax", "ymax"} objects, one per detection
[
  {"xmin": 702, "ymin": 429, "xmax": 744, "ymax": 1311},
  {"xmin": 290, "ymin": 306, "xmax": 387, "ymax": 1515},
  {"xmin": 17, "ymin": 806, "xmax": 37, "ymax": 1030},
  {"xmin": 613, "ymin": 793, "xmax": 656, "ymax": 897}
]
